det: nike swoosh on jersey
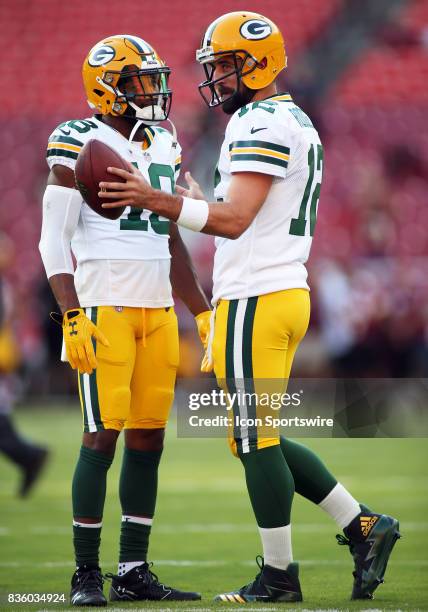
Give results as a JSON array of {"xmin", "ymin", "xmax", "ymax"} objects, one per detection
[{"xmin": 250, "ymin": 127, "xmax": 267, "ymax": 134}]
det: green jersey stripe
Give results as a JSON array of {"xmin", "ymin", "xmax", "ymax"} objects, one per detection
[
  {"xmin": 146, "ymin": 127, "xmax": 156, "ymax": 141},
  {"xmin": 49, "ymin": 135, "xmax": 84, "ymax": 147},
  {"xmin": 231, "ymin": 153, "xmax": 288, "ymax": 169},
  {"xmin": 46, "ymin": 149, "xmax": 79, "ymax": 160},
  {"xmin": 229, "ymin": 141, "xmax": 290, "ymax": 155}
]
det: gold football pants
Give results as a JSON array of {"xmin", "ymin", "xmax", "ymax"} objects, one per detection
[
  {"xmin": 77, "ymin": 306, "xmax": 179, "ymax": 432},
  {"xmin": 212, "ymin": 289, "xmax": 310, "ymax": 455}
]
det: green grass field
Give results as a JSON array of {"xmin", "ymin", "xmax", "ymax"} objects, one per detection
[{"xmin": 1, "ymin": 404, "xmax": 427, "ymax": 611}]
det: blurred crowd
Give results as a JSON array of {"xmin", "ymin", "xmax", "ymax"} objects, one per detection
[
  {"xmin": 0, "ymin": 233, "xmax": 49, "ymax": 491},
  {"xmin": 1, "ymin": 0, "xmax": 427, "ymax": 400}
]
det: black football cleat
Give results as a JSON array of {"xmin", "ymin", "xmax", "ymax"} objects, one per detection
[
  {"xmin": 70, "ymin": 567, "xmax": 107, "ymax": 606},
  {"xmin": 214, "ymin": 556, "xmax": 302, "ymax": 603},
  {"xmin": 337, "ymin": 505, "xmax": 401, "ymax": 600},
  {"xmin": 19, "ymin": 447, "xmax": 49, "ymax": 497},
  {"xmin": 106, "ymin": 562, "xmax": 201, "ymax": 601}
]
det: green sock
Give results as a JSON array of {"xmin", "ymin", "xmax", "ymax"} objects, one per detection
[
  {"xmin": 119, "ymin": 447, "xmax": 162, "ymax": 562},
  {"xmin": 72, "ymin": 445, "xmax": 113, "ymax": 567},
  {"xmin": 280, "ymin": 437, "xmax": 337, "ymax": 504},
  {"xmin": 239, "ymin": 445, "xmax": 295, "ymax": 528},
  {"xmin": 72, "ymin": 525, "xmax": 102, "ymax": 569}
]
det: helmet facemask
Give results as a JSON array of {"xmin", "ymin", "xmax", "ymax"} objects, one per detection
[
  {"xmin": 103, "ymin": 64, "xmax": 172, "ymax": 124},
  {"xmin": 197, "ymin": 50, "xmax": 258, "ymax": 113}
]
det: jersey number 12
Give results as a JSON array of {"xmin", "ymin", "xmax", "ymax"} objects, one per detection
[{"xmin": 289, "ymin": 143, "xmax": 323, "ymax": 237}]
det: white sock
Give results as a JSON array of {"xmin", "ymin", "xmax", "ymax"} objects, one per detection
[
  {"xmin": 73, "ymin": 520, "xmax": 102, "ymax": 528},
  {"xmin": 258, "ymin": 524, "xmax": 292, "ymax": 571},
  {"xmin": 118, "ymin": 560, "xmax": 144, "ymax": 576},
  {"xmin": 319, "ymin": 482, "xmax": 361, "ymax": 529}
]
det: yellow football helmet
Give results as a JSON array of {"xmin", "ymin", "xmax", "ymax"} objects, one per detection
[
  {"xmin": 82, "ymin": 35, "xmax": 172, "ymax": 124},
  {"xmin": 196, "ymin": 12, "xmax": 286, "ymax": 108}
]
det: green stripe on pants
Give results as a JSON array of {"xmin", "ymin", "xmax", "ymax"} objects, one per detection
[{"xmin": 89, "ymin": 307, "xmax": 103, "ymax": 430}]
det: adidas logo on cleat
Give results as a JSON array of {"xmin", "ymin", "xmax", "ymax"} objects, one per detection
[
  {"xmin": 360, "ymin": 515, "xmax": 378, "ymax": 537},
  {"xmin": 214, "ymin": 558, "xmax": 303, "ymax": 603},
  {"xmin": 219, "ymin": 593, "xmax": 247, "ymax": 603}
]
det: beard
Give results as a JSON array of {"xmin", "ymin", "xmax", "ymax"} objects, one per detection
[{"xmin": 221, "ymin": 84, "xmax": 256, "ymax": 115}]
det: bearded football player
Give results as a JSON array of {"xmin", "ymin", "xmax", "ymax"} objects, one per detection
[
  {"xmin": 99, "ymin": 15, "xmax": 400, "ymax": 603},
  {"xmin": 39, "ymin": 35, "xmax": 210, "ymax": 606}
]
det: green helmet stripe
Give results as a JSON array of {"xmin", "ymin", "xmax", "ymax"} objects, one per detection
[
  {"xmin": 124, "ymin": 35, "xmax": 152, "ymax": 55},
  {"xmin": 204, "ymin": 17, "xmax": 222, "ymax": 47},
  {"xmin": 160, "ymin": 72, "xmax": 167, "ymax": 93}
]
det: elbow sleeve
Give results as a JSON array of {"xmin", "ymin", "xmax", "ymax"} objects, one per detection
[{"xmin": 39, "ymin": 185, "xmax": 82, "ymax": 278}]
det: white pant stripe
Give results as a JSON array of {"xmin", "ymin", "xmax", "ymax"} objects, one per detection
[
  {"xmin": 83, "ymin": 307, "xmax": 96, "ymax": 433},
  {"xmin": 233, "ymin": 299, "xmax": 250, "ymax": 454}
]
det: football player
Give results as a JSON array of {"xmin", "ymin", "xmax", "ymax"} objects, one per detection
[
  {"xmin": 39, "ymin": 35, "xmax": 210, "ymax": 606},
  {"xmin": 99, "ymin": 15, "xmax": 400, "ymax": 603},
  {"xmin": 0, "ymin": 233, "xmax": 49, "ymax": 496}
]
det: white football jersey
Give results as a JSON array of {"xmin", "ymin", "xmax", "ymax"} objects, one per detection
[
  {"xmin": 212, "ymin": 93, "xmax": 323, "ymax": 304},
  {"xmin": 46, "ymin": 116, "xmax": 181, "ymax": 307}
]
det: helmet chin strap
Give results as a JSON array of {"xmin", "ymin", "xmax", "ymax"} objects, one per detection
[
  {"xmin": 128, "ymin": 119, "xmax": 144, "ymax": 143},
  {"xmin": 127, "ymin": 114, "xmax": 177, "ymax": 167}
]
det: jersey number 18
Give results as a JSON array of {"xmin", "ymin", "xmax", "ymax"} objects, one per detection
[{"xmin": 120, "ymin": 163, "xmax": 174, "ymax": 234}]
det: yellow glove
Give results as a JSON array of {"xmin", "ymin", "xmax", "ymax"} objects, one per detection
[
  {"xmin": 195, "ymin": 310, "xmax": 213, "ymax": 373},
  {"xmin": 195, "ymin": 310, "xmax": 211, "ymax": 349},
  {"xmin": 0, "ymin": 325, "xmax": 20, "ymax": 373},
  {"xmin": 63, "ymin": 308, "xmax": 109, "ymax": 375}
]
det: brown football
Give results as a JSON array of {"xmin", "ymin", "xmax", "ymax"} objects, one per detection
[{"xmin": 74, "ymin": 139, "xmax": 129, "ymax": 220}]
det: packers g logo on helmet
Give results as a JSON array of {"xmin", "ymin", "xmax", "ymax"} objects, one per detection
[
  {"xmin": 196, "ymin": 11, "xmax": 286, "ymax": 108},
  {"xmin": 88, "ymin": 45, "xmax": 116, "ymax": 67},
  {"xmin": 82, "ymin": 35, "xmax": 172, "ymax": 124},
  {"xmin": 240, "ymin": 19, "xmax": 272, "ymax": 41}
]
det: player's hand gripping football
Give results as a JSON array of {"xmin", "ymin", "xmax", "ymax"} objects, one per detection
[
  {"xmin": 63, "ymin": 308, "xmax": 110, "ymax": 375},
  {"xmin": 195, "ymin": 310, "xmax": 214, "ymax": 373},
  {"xmin": 99, "ymin": 162, "xmax": 154, "ymax": 210},
  {"xmin": 99, "ymin": 166, "xmax": 206, "ymax": 210}
]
